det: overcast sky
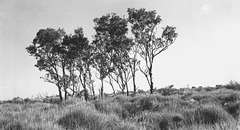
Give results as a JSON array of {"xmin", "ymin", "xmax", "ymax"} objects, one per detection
[{"xmin": 0, "ymin": 0, "xmax": 240, "ymax": 100}]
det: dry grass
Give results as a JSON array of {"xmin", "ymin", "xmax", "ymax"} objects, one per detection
[{"xmin": 1, "ymin": 88, "xmax": 240, "ymax": 130}]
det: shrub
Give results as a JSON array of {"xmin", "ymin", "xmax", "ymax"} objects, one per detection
[
  {"xmin": 57, "ymin": 106, "xmax": 136, "ymax": 130},
  {"xmin": 225, "ymin": 101, "xmax": 240, "ymax": 119},
  {"xmin": 0, "ymin": 119, "xmax": 9, "ymax": 129},
  {"xmin": 217, "ymin": 91, "xmax": 240, "ymax": 104},
  {"xmin": 57, "ymin": 106, "xmax": 101, "ymax": 129},
  {"xmin": 123, "ymin": 102, "xmax": 140, "ymax": 117},
  {"xmin": 93, "ymin": 99, "xmax": 111, "ymax": 112},
  {"xmin": 223, "ymin": 80, "xmax": 240, "ymax": 90},
  {"xmin": 5, "ymin": 121, "xmax": 23, "ymax": 130},
  {"xmin": 190, "ymin": 93, "xmax": 214, "ymax": 102},
  {"xmin": 183, "ymin": 104, "xmax": 233, "ymax": 125},
  {"xmin": 113, "ymin": 95, "xmax": 131, "ymax": 105},
  {"xmin": 138, "ymin": 95, "xmax": 158, "ymax": 111},
  {"xmin": 61, "ymin": 97, "xmax": 83, "ymax": 106},
  {"xmin": 199, "ymin": 98, "xmax": 221, "ymax": 106},
  {"xmin": 136, "ymin": 112, "xmax": 184, "ymax": 130}
]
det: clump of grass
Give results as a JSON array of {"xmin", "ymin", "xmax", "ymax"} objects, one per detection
[
  {"xmin": 0, "ymin": 118, "xmax": 9, "ymax": 129},
  {"xmin": 138, "ymin": 95, "xmax": 158, "ymax": 111},
  {"xmin": 58, "ymin": 105, "xmax": 138, "ymax": 130},
  {"xmin": 5, "ymin": 121, "xmax": 23, "ymax": 130},
  {"xmin": 113, "ymin": 95, "xmax": 131, "ymax": 104},
  {"xmin": 60, "ymin": 97, "xmax": 83, "ymax": 106},
  {"xmin": 123, "ymin": 101, "xmax": 140, "ymax": 117},
  {"xmin": 225, "ymin": 101, "xmax": 240, "ymax": 119},
  {"xmin": 57, "ymin": 106, "xmax": 101, "ymax": 129},
  {"xmin": 0, "ymin": 102, "xmax": 65, "ymax": 130},
  {"xmin": 183, "ymin": 104, "xmax": 233, "ymax": 125},
  {"xmin": 217, "ymin": 91, "xmax": 240, "ymax": 104},
  {"xmin": 136, "ymin": 111, "xmax": 184, "ymax": 130},
  {"xmin": 190, "ymin": 93, "xmax": 214, "ymax": 102}
]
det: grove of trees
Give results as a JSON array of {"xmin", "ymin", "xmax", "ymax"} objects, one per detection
[{"xmin": 26, "ymin": 8, "xmax": 177, "ymax": 101}]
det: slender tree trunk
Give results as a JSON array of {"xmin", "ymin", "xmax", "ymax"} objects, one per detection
[
  {"xmin": 108, "ymin": 76, "xmax": 116, "ymax": 95},
  {"xmin": 57, "ymin": 85, "xmax": 63, "ymax": 101},
  {"xmin": 133, "ymin": 75, "xmax": 136, "ymax": 94},
  {"xmin": 88, "ymin": 70, "xmax": 95, "ymax": 98},
  {"xmin": 62, "ymin": 64, "xmax": 68, "ymax": 100},
  {"xmin": 91, "ymin": 85, "xmax": 95, "ymax": 98},
  {"xmin": 126, "ymin": 82, "xmax": 129, "ymax": 96},
  {"xmin": 130, "ymin": 55, "xmax": 137, "ymax": 95},
  {"xmin": 149, "ymin": 66, "xmax": 153, "ymax": 94},
  {"xmin": 101, "ymin": 79, "xmax": 104, "ymax": 98},
  {"xmin": 64, "ymin": 89, "xmax": 67, "ymax": 100},
  {"xmin": 121, "ymin": 84, "xmax": 125, "ymax": 94},
  {"xmin": 83, "ymin": 75, "xmax": 88, "ymax": 101}
]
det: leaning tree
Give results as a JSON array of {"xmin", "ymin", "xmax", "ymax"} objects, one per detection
[
  {"xmin": 26, "ymin": 28, "xmax": 69, "ymax": 100},
  {"xmin": 128, "ymin": 8, "xmax": 178, "ymax": 94}
]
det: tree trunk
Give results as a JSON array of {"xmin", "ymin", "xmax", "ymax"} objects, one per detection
[
  {"xmin": 88, "ymin": 70, "xmax": 95, "ymax": 98},
  {"xmin": 83, "ymin": 75, "xmax": 88, "ymax": 101},
  {"xmin": 84, "ymin": 88, "xmax": 88, "ymax": 101},
  {"xmin": 101, "ymin": 79, "xmax": 104, "ymax": 98},
  {"xmin": 91, "ymin": 85, "xmax": 95, "ymax": 98},
  {"xmin": 108, "ymin": 76, "xmax": 116, "ymax": 95},
  {"xmin": 62, "ymin": 65, "xmax": 68, "ymax": 100},
  {"xmin": 126, "ymin": 82, "xmax": 129, "ymax": 96},
  {"xmin": 149, "ymin": 66, "xmax": 153, "ymax": 94},
  {"xmin": 133, "ymin": 75, "xmax": 137, "ymax": 95},
  {"xmin": 130, "ymin": 55, "xmax": 137, "ymax": 95},
  {"xmin": 57, "ymin": 85, "xmax": 63, "ymax": 101},
  {"xmin": 64, "ymin": 90, "xmax": 68, "ymax": 100}
]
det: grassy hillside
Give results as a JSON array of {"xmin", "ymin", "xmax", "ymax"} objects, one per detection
[{"xmin": 1, "ymin": 83, "xmax": 240, "ymax": 130}]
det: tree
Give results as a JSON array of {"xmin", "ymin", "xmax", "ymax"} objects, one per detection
[
  {"xmin": 127, "ymin": 8, "xmax": 178, "ymax": 94},
  {"xmin": 26, "ymin": 28, "xmax": 68, "ymax": 101},
  {"xmin": 92, "ymin": 13, "xmax": 132, "ymax": 97},
  {"xmin": 128, "ymin": 43, "xmax": 140, "ymax": 95},
  {"xmin": 62, "ymin": 28, "xmax": 91, "ymax": 100}
]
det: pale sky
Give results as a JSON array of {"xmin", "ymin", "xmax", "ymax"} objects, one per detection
[{"xmin": 0, "ymin": 0, "xmax": 240, "ymax": 100}]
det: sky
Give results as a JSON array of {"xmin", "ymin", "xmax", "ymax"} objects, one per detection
[{"xmin": 0, "ymin": 0, "xmax": 240, "ymax": 100}]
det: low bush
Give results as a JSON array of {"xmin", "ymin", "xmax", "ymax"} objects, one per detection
[
  {"xmin": 225, "ymin": 101, "xmax": 240, "ymax": 119},
  {"xmin": 5, "ymin": 121, "xmax": 23, "ymax": 130},
  {"xmin": 138, "ymin": 95, "xmax": 158, "ymax": 111},
  {"xmin": 183, "ymin": 104, "xmax": 233, "ymax": 125},
  {"xmin": 58, "ymin": 106, "xmax": 137, "ymax": 130},
  {"xmin": 0, "ymin": 118, "xmax": 9, "ymax": 129},
  {"xmin": 123, "ymin": 102, "xmax": 140, "ymax": 117},
  {"xmin": 57, "ymin": 106, "xmax": 102, "ymax": 129},
  {"xmin": 136, "ymin": 112, "xmax": 184, "ymax": 130},
  {"xmin": 217, "ymin": 91, "xmax": 240, "ymax": 104},
  {"xmin": 223, "ymin": 80, "xmax": 240, "ymax": 91}
]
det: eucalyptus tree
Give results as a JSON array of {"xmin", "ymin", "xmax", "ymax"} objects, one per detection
[
  {"xmin": 72, "ymin": 28, "xmax": 94, "ymax": 100},
  {"xmin": 26, "ymin": 28, "xmax": 70, "ymax": 100},
  {"xmin": 62, "ymin": 28, "xmax": 92, "ymax": 100},
  {"xmin": 128, "ymin": 43, "xmax": 140, "ymax": 95},
  {"xmin": 92, "ymin": 13, "xmax": 132, "ymax": 97},
  {"xmin": 128, "ymin": 8, "xmax": 178, "ymax": 94}
]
